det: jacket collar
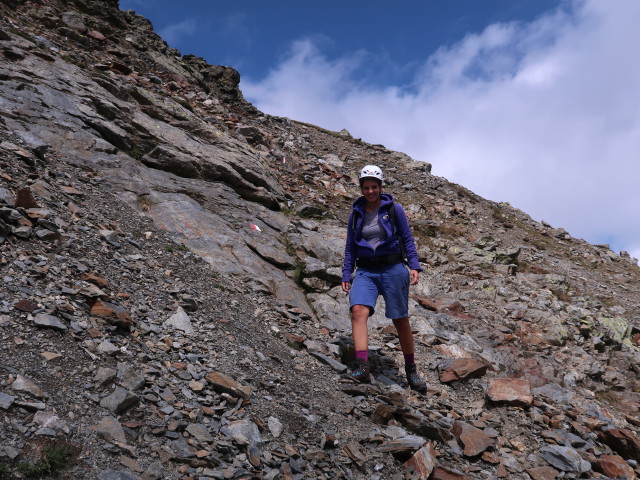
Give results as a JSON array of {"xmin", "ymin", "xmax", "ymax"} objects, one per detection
[{"xmin": 352, "ymin": 193, "xmax": 394, "ymax": 215}]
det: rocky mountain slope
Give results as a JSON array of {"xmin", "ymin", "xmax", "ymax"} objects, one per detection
[{"xmin": 1, "ymin": 1, "xmax": 639, "ymax": 479}]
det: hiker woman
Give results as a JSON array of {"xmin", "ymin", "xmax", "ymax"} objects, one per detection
[{"xmin": 341, "ymin": 165, "xmax": 427, "ymax": 392}]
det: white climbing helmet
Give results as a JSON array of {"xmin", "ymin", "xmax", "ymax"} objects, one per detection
[{"xmin": 359, "ymin": 165, "xmax": 383, "ymax": 183}]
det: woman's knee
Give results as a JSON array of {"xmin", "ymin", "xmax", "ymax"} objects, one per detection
[{"xmin": 352, "ymin": 304, "xmax": 370, "ymax": 322}]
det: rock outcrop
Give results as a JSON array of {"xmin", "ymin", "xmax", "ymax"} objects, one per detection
[{"xmin": 0, "ymin": 0, "xmax": 639, "ymax": 479}]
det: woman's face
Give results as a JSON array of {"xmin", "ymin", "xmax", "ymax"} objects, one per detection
[{"xmin": 361, "ymin": 178, "xmax": 382, "ymax": 204}]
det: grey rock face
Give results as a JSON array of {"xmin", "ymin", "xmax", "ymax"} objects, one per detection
[
  {"xmin": 92, "ymin": 416, "xmax": 126, "ymax": 444},
  {"xmin": 267, "ymin": 416, "xmax": 283, "ymax": 438},
  {"xmin": 221, "ymin": 419, "xmax": 262, "ymax": 446},
  {"xmin": 0, "ymin": 392, "xmax": 15, "ymax": 410},
  {"xmin": 11, "ymin": 375, "xmax": 45, "ymax": 398},
  {"xmin": 164, "ymin": 307, "xmax": 193, "ymax": 333},
  {"xmin": 310, "ymin": 351, "xmax": 348, "ymax": 373},
  {"xmin": 540, "ymin": 445, "xmax": 592, "ymax": 473},
  {"xmin": 100, "ymin": 387, "xmax": 140, "ymax": 414},
  {"xmin": 33, "ymin": 411, "xmax": 70, "ymax": 434},
  {"xmin": 185, "ymin": 423, "xmax": 214, "ymax": 443},
  {"xmin": 98, "ymin": 470, "xmax": 141, "ymax": 480},
  {"xmin": 33, "ymin": 313, "xmax": 67, "ymax": 330},
  {"xmin": 61, "ymin": 11, "xmax": 88, "ymax": 33},
  {"xmin": 117, "ymin": 364, "xmax": 145, "ymax": 391},
  {"xmin": 0, "ymin": 188, "xmax": 14, "ymax": 206}
]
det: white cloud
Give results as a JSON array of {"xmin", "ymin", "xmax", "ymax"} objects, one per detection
[
  {"xmin": 242, "ymin": 0, "xmax": 640, "ymax": 263},
  {"xmin": 159, "ymin": 18, "xmax": 198, "ymax": 46}
]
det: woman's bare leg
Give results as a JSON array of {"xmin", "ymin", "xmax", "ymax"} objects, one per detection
[
  {"xmin": 392, "ymin": 316, "xmax": 414, "ymax": 355},
  {"xmin": 351, "ymin": 305, "xmax": 370, "ymax": 351}
]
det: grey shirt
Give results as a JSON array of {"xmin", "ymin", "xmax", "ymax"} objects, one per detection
[{"xmin": 361, "ymin": 209, "xmax": 386, "ymax": 252}]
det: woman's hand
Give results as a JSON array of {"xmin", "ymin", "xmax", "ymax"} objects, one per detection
[
  {"xmin": 342, "ymin": 281, "xmax": 351, "ymax": 293},
  {"xmin": 410, "ymin": 269, "xmax": 420, "ymax": 285}
]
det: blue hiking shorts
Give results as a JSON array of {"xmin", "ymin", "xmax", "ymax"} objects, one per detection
[{"xmin": 349, "ymin": 262, "xmax": 409, "ymax": 319}]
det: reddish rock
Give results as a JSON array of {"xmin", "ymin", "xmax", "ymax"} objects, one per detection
[
  {"xmin": 439, "ymin": 369, "xmax": 460, "ymax": 383},
  {"xmin": 25, "ymin": 208, "xmax": 50, "ymax": 219},
  {"xmin": 514, "ymin": 356, "xmax": 548, "ymax": 387},
  {"xmin": 432, "ymin": 466, "xmax": 473, "ymax": 479},
  {"xmin": 90, "ymin": 299, "xmax": 132, "ymax": 328},
  {"xmin": 60, "ymin": 185, "xmax": 82, "ymax": 195},
  {"xmin": 527, "ymin": 466, "xmax": 560, "ymax": 480},
  {"xmin": 14, "ymin": 299, "xmax": 38, "ymax": 312},
  {"xmin": 481, "ymin": 451, "xmax": 500, "ymax": 464},
  {"xmin": 17, "ymin": 215, "xmax": 33, "ymax": 227},
  {"xmin": 513, "ymin": 324, "xmax": 547, "ymax": 346},
  {"xmin": 82, "ymin": 272, "xmax": 109, "ymax": 288},
  {"xmin": 442, "ymin": 300, "xmax": 464, "ymax": 313},
  {"xmin": 342, "ymin": 441, "xmax": 366, "ymax": 466},
  {"xmin": 626, "ymin": 414, "xmax": 640, "ymax": 428},
  {"xmin": 452, "ymin": 421, "xmax": 494, "ymax": 457},
  {"xmin": 381, "ymin": 324, "xmax": 397, "ymax": 334},
  {"xmin": 284, "ymin": 333, "xmax": 305, "ymax": 349},
  {"xmin": 205, "ymin": 371, "xmax": 251, "ymax": 399},
  {"xmin": 442, "ymin": 303, "xmax": 473, "ymax": 320},
  {"xmin": 371, "ymin": 403, "xmax": 396, "ymax": 425},
  {"xmin": 486, "ymin": 378, "xmax": 533, "ymax": 407},
  {"xmin": 594, "ymin": 454, "xmax": 636, "ymax": 479},
  {"xmin": 322, "ymin": 432, "xmax": 337, "ymax": 449},
  {"xmin": 404, "ymin": 442, "xmax": 436, "ymax": 479},
  {"xmin": 87, "ymin": 30, "xmax": 106, "ymax": 41},
  {"xmin": 415, "ymin": 297, "xmax": 463, "ymax": 313},
  {"xmin": 598, "ymin": 429, "xmax": 640, "ymax": 461},
  {"xmin": 416, "ymin": 297, "xmax": 439, "ymax": 311},
  {"xmin": 439, "ymin": 358, "xmax": 489, "ymax": 383},
  {"xmin": 415, "ymin": 297, "xmax": 474, "ymax": 320},
  {"xmin": 15, "ymin": 187, "xmax": 38, "ymax": 208},
  {"xmin": 87, "ymin": 328, "xmax": 103, "ymax": 338},
  {"xmin": 548, "ymin": 414, "xmax": 565, "ymax": 429},
  {"xmin": 67, "ymin": 202, "xmax": 80, "ymax": 215},
  {"xmin": 586, "ymin": 419, "xmax": 609, "ymax": 433}
]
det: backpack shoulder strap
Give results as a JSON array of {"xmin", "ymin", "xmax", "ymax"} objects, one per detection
[
  {"xmin": 388, "ymin": 201, "xmax": 408, "ymax": 262},
  {"xmin": 388, "ymin": 201, "xmax": 397, "ymax": 228}
]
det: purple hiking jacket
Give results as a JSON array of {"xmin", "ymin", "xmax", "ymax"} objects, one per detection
[{"xmin": 342, "ymin": 193, "xmax": 422, "ymax": 283}]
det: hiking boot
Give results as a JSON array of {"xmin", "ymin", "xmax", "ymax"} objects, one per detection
[
  {"xmin": 348, "ymin": 360, "xmax": 370, "ymax": 383},
  {"xmin": 405, "ymin": 363, "xmax": 427, "ymax": 393}
]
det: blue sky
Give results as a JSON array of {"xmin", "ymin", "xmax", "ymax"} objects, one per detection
[
  {"xmin": 119, "ymin": 1, "xmax": 562, "ymax": 86},
  {"xmin": 119, "ymin": 0, "xmax": 640, "ymax": 263}
]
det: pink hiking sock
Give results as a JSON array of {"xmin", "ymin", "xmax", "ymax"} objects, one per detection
[{"xmin": 355, "ymin": 350, "xmax": 368, "ymax": 362}]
